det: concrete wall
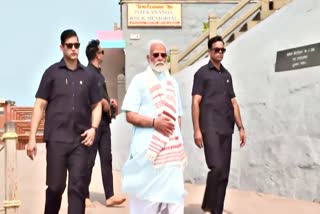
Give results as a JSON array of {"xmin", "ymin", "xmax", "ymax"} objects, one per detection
[
  {"xmin": 174, "ymin": 0, "xmax": 320, "ymax": 202},
  {"xmin": 100, "ymin": 49, "xmax": 125, "ymax": 100}
]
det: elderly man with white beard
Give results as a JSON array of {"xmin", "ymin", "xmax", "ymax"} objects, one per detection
[{"xmin": 121, "ymin": 40, "xmax": 187, "ymax": 214}]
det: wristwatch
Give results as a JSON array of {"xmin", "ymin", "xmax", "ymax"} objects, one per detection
[{"xmin": 91, "ymin": 126, "xmax": 98, "ymax": 132}]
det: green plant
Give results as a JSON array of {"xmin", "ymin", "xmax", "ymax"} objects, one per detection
[
  {"xmin": 166, "ymin": 54, "xmax": 171, "ymax": 63},
  {"xmin": 202, "ymin": 22, "xmax": 209, "ymax": 32}
]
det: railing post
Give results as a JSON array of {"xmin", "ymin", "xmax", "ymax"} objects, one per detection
[
  {"xmin": 4, "ymin": 101, "xmax": 15, "ymax": 122},
  {"xmin": 2, "ymin": 121, "xmax": 20, "ymax": 214},
  {"xmin": 272, "ymin": 0, "xmax": 289, "ymax": 10},
  {"xmin": 261, "ymin": 0, "xmax": 271, "ymax": 19},
  {"xmin": 117, "ymin": 73, "xmax": 126, "ymax": 109},
  {"xmin": 170, "ymin": 47, "xmax": 179, "ymax": 74},
  {"xmin": 208, "ymin": 13, "xmax": 218, "ymax": 39}
]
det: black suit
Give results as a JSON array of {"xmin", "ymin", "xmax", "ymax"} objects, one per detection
[
  {"xmin": 192, "ymin": 61, "xmax": 236, "ymax": 214},
  {"xmin": 36, "ymin": 59, "xmax": 101, "ymax": 214},
  {"xmin": 85, "ymin": 63, "xmax": 114, "ymax": 200}
]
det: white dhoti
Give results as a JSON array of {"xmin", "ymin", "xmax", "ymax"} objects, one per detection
[{"xmin": 129, "ymin": 196, "xmax": 184, "ymax": 214}]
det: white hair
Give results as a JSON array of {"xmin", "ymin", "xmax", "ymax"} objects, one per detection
[{"xmin": 147, "ymin": 39, "xmax": 167, "ymax": 53}]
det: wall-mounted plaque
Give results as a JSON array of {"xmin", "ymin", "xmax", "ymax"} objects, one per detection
[
  {"xmin": 127, "ymin": 3, "xmax": 182, "ymax": 27},
  {"xmin": 275, "ymin": 43, "xmax": 320, "ymax": 72}
]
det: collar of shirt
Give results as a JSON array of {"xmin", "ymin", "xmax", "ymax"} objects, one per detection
[
  {"xmin": 208, "ymin": 60, "xmax": 226, "ymax": 73},
  {"xmin": 87, "ymin": 63, "xmax": 102, "ymax": 73},
  {"xmin": 58, "ymin": 58, "xmax": 85, "ymax": 71},
  {"xmin": 154, "ymin": 70, "xmax": 166, "ymax": 81}
]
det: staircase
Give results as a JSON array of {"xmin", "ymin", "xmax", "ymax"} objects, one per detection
[{"xmin": 169, "ymin": 0, "xmax": 291, "ymax": 74}]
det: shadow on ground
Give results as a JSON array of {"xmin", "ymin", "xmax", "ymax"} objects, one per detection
[
  {"xmin": 184, "ymin": 204, "xmax": 233, "ymax": 214},
  {"xmin": 90, "ymin": 192, "xmax": 105, "ymax": 205},
  {"xmin": 89, "ymin": 192, "xmax": 126, "ymax": 209}
]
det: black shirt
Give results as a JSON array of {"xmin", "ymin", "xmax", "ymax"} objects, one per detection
[
  {"xmin": 86, "ymin": 63, "xmax": 111, "ymax": 124},
  {"xmin": 192, "ymin": 60, "xmax": 236, "ymax": 134},
  {"xmin": 36, "ymin": 59, "xmax": 101, "ymax": 143}
]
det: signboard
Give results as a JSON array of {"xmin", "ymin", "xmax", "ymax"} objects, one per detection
[
  {"xmin": 127, "ymin": 3, "xmax": 182, "ymax": 27},
  {"xmin": 275, "ymin": 43, "xmax": 320, "ymax": 72}
]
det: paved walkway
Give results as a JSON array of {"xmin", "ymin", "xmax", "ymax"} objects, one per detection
[{"xmin": 1, "ymin": 144, "xmax": 319, "ymax": 214}]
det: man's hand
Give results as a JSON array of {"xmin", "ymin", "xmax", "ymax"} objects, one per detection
[
  {"xmin": 27, "ymin": 138, "xmax": 37, "ymax": 160},
  {"xmin": 240, "ymin": 128, "xmax": 246, "ymax": 148},
  {"xmin": 154, "ymin": 114, "xmax": 175, "ymax": 137},
  {"xmin": 194, "ymin": 129, "xmax": 203, "ymax": 149},
  {"xmin": 110, "ymin": 98, "xmax": 119, "ymax": 116},
  {"xmin": 81, "ymin": 128, "xmax": 96, "ymax": 147}
]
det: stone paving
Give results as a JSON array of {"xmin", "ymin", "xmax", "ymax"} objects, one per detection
[{"xmin": 1, "ymin": 144, "xmax": 319, "ymax": 214}]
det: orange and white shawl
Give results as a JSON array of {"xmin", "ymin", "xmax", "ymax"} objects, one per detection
[{"xmin": 145, "ymin": 67, "xmax": 187, "ymax": 168}]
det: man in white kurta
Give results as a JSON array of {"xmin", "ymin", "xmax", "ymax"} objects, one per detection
[{"xmin": 122, "ymin": 40, "xmax": 187, "ymax": 214}]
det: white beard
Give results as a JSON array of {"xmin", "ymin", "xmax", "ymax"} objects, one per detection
[{"xmin": 150, "ymin": 62, "xmax": 169, "ymax": 73}]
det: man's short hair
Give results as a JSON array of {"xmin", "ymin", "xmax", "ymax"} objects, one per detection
[
  {"xmin": 60, "ymin": 29, "xmax": 78, "ymax": 45},
  {"xmin": 148, "ymin": 40, "xmax": 167, "ymax": 53},
  {"xmin": 208, "ymin": 35, "xmax": 224, "ymax": 49},
  {"xmin": 86, "ymin": 39, "xmax": 100, "ymax": 61}
]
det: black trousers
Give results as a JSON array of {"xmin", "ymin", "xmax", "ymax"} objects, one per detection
[
  {"xmin": 201, "ymin": 128, "xmax": 233, "ymax": 214},
  {"xmin": 44, "ymin": 140, "xmax": 89, "ymax": 214},
  {"xmin": 85, "ymin": 122, "xmax": 113, "ymax": 200}
]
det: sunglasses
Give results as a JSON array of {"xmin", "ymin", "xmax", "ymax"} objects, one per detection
[
  {"xmin": 65, "ymin": 43, "xmax": 80, "ymax": 49},
  {"xmin": 211, "ymin": 48, "xmax": 226, "ymax": 53},
  {"xmin": 97, "ymin": 50, "xmax": 104, "ymax": 55},
  {"xmin": 152, "ymin": 52, "xmax": 167, "ymax": 58}
]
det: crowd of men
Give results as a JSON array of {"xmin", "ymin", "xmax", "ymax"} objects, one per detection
[{"xmin": 27, "ymin": 29, "xmax": 246, "ymax": 214}]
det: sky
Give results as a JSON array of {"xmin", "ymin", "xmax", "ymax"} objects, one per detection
[{"xmin": 0, "ymin": 0, "xmax": 120, "ymax": 105}]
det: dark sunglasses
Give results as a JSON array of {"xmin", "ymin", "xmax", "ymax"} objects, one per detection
[
  {"xmin": 65, "ymin": 43, "xmax": 80, "ymax": 49},
  {"xmin": 211, "ymin": 48, "xmax": 226, "ymax": 53},
  {"xmin": 152, "ymin": 52, "xmax": 167, "ymax": 58},
  {"xmin": 97, "ymin": 50, "xmax": 104, "ymax": 55}
]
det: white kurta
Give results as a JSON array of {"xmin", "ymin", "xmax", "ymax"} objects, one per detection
[{"xmin": 121, "ymin": 68, "xmax": 186, "ymax": 204}]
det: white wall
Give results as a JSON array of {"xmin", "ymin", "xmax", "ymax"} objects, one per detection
[{"xmin": 174, "ymin": 0, "xmax": 320, "ymax": 201}]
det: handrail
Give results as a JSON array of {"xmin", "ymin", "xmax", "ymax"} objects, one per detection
[
  {"xmin": 217, "ymin": 0, "xmax": 251, "ymax": 29},
  {"xmin": 170, "ymin": 0, "xmax": 289, "ymax": 73},
  {"xmin": 171, "ymin": 0, "xmax": 254, "ymax": 73},
  {"xmin": 177, "ymin": 0, "xmax": 251, "ymax": 63},
  {"xmin": 221, "ymin": 2, "xmax": 261, "ymax": 39},
  {"xmin": 177, "ymin": 31, "xmax": 209, "ymax": 62},
  {"xmin": 179, "ymin": 46, "xmax": 208, "ymax": 71}
]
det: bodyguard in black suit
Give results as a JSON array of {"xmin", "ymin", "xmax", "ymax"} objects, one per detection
[
  {"xmin": 84, "ymin": 40, "xmax": 126, "ymax": 207},
  {"xmin": 27, "ymin": 29, "xmax": 102, "ymax": 214},
  {"xmin": 192, "ymin": 36, "xmax": 246, "ymax": 214}
]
